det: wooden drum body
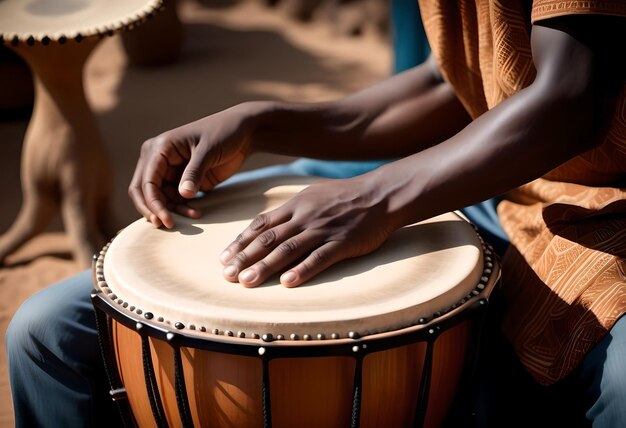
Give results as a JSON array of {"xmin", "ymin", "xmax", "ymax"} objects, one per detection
[{"xmin": 91, "ymin": 176, "xmax": 500, "ymax": 428}]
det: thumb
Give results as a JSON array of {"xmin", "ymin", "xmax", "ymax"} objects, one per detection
[
  {"xmin": 178, "ymin": 176, "xmax": 199, "ymax": 199},
  {"xmin": 178, "ymin": 136, "xmax": 213, "ymax": 199}
]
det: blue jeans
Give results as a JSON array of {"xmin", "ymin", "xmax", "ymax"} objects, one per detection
[{"xmin": 7, "ymin": 162, "xmax": 626, "ymax": 427}]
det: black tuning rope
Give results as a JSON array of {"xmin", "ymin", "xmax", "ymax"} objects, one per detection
[
  {"xmin": 93, "ymin": 303, "xmax": 136, "ymax": 427},
  {"xmin": 141, "ymin": 335, "xmax": 169, "ymax": 428},
  {"xmin": 173, "ymin": 346, "xmax": 194, "ymax": 428},
  {"xmin": 413, "ymin": 339, "xmax": 435, "ymax": 428},
  {"xmin": 350, "ymin": 354, "xmax": 364, "ymax": 428},
  {"xmin": 261, "ymin": 356, "xmax": 273, "ymax": 428}
]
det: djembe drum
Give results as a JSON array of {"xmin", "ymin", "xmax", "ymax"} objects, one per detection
[
  {"xmin": 91, "ymin": 176, "xmax": 500, "ymax": 428},
  {"xmin": 0, "ymin": 0, "xmax": 162, "ymax": 267}
]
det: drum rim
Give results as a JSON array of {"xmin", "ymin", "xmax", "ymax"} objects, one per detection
[
  {"xmin": 92, "ymin": 236, "xmax": 500, "ymax": 358},
  {"xmin": 94, "ymin": 175, "xmax": 496, "ymax": 346},
  {"xmin": 0, "ymin": 0, "xmax": 163, "ymax": 46}
]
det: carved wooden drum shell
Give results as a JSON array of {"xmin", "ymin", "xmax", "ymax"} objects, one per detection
[{"xmin": 92, "ymin": 176, "xmax": 500, "ymax": 428}]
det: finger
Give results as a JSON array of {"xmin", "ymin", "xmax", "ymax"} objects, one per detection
[
  {"xmin": 236, "ymin": 231, "xmax": 320, "ymax": 288},
  {"xmin": 173, "ymin": 204, "xmax": 202, "ymax": 219},
  {"xmin": 178, "ymin": 134, "xmax": 214, "ymax": 199},
  {"xmin": 280, "ymin": 241, "xmax": 344, "ymax": 288},
  {"xmin": 221, "ymin": 222, "xmax": 300, "ymax": 283},
  {"xmin": 142, "ymin": 181, "xmax": 172, "ymax": 228},
  {"xmin": 128, "ymin": 157, "xmax": 154, "ymax": 222},
  {"xmin": 220, "ymin": 210, "xmax": 291, "ymax": 265},
  {"xmin": 163, "ymin": 186, "xmax": 202, "ymax": 218},
  {"xmin": 140, "ymin": 147, "xmax": 177, "ymax": 228}
]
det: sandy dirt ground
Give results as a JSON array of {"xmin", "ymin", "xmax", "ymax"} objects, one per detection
[{"xmin": 0, "ymin": 0, "xmax": 390, "ymax": 424}]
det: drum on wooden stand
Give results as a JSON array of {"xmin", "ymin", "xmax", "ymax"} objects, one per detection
[
  {"xmin": 91, "ymin": 175, "xmax": 500, "ymax": 428},
  {"xmin": 0, "ymin": 0, "xmax": 163, "ymax": 267}
]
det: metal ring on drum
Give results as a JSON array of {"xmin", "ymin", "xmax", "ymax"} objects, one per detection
[{"xmin": 91, "ymin": 175, "xmax": 501, "ymax": 428}]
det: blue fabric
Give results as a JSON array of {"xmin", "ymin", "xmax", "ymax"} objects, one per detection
[
  {"xmin": 391, "ymin": 0, "xmax": 431, "ymax": 73},
  {"xmin": 219, "ymin": 158, "xmax": 392, "ymax": 186},
  {"xmin": 580, "ymin": 314, "xmax": 626, "ymax": 427},
  {"xmin": 6, "ymin": 271, "xmax": 119, "ymax": 428},
  {"xmin": 472, "ymin": 311, "xmax": 626, "ymax": 427}
]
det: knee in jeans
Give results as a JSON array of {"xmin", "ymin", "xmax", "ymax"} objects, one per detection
[
  {"xmin": 602, "ymin": 349, "xmax": 626, "ymax": 397},
  {"xmin": 6, "ymin": 291, "xmax": 57, "ymax": 357}
]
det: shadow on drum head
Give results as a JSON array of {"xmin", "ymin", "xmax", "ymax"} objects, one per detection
[
  {"xmin": 164, "ymin": 223, "xmax": 204, "ymax": 236},
  {"xmin": 190, "ymin": 175, "xmax": 324, "ymax": 223}
]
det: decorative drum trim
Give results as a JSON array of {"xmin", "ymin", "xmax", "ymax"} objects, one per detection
[
  {"xmin": 0, "ymin": 0, "xmax": 163, "ymax": 46},
  {"xmin": 92, "ymin": 224, "xmax": 500, "ymax": 355}
]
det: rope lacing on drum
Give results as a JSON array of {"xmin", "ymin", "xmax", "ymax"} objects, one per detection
[
  {"xmin": 141, "ymin": 335, "xmax": 168, "ymax": 428},
  {"xmin": 262, "ymin": 356, "xmax": 273, "ymax": 428},
  {"xmin": 173, "ymin": 346, "xmax": 195, "ymax": 428},
  {"xmin": 413, "ymin": 336, "xmax": 435, "ymax": 428},
  {"xmin": 93, "ymin": 300, "xmax": 136, "ymax": 427},
  {"xmin": 350, "ymin": 354, "xmax": 363, "ymax": 428}
]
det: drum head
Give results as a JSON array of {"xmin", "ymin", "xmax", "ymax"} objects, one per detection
[
  {"xmin": 0, "ymin": 0, "xmax": 162, "ymax": 43},
  {"xmin": 99, "ymin": 175, "xmax": 486, "ymax": 339}
]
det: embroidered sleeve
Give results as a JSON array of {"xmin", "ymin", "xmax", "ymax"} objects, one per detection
[{"xmin": 532, "ymin": 0, "xmax": 626, "ymax": 23}]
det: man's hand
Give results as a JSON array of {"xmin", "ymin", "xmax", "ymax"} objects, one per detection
[
  {"xmin": 128, "ymin": 106, "xmax": 254, "ymax": 229},
  {"xmin": 220, "ymin": 176, "xmax": 396, "ymax": 288}
]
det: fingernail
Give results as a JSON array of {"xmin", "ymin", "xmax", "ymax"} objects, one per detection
[
  {"xmin": 223, "ymin": 265, "xmax": 237, "ymax": 278},
  {"xmin": 180, "ymin": 180, "xmax": 196, "ymax": 193},
  {"xmin": 219, "ymin": 250, "xmax": 231, "ymax": 264},
  {"xmin": 281, "ymin": 271, "xmax": 297, "ymax": 285},
  {"xmin": 240, "ymin": 269, "xmax": 257, "ymax": 283}
]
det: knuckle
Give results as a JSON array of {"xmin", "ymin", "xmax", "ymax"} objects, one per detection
[
  {"xmin": 140, "ymin": 137, "xmax": 157, "ymax": 153},
  {"xmin": 234, "ymin": 233, "xmax": 246, "ymax": 245},
  {"xmin": 257, "ymin": 230, "xmax": 276, "ymax": 248},
  {"xmin": 277, "ymin": 239, "xmax": 298, "ymax": 257},
  {"xmin": 153, "ymin": 134, "xmax": 170, "ymax": 148},
  {"xmin": 250, "ymin": 214, "xmax": 269, "ymax": 231},
  {"xmin": 183, "ymin": 168, "xmax": 202, "ymax": 183},
  {"xmin": 141, "ymin": 134, "xmax": 171, "ymax": 156},
  {"xmin": 232, "ymin": 252, "xmax": 248, "ymax": 267},
  {"xmin": 147, "ymin": 197, "xmax": 163, "ymax": 211},
  {"xmin": 254, "ymin": 259, "xmax": 270, "ymax": 275},
  {"xmin": 140, "ymin": 139, "xmax": 152, "ymax": 152},
  {"xmin": 309, "ymin": 249, "xmax": 329, "ymax": 267}
]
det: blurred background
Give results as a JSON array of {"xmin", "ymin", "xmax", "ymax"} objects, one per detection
[{"xmin": 0, "ymin": 0, "xmax": 395, "ymax": 424}]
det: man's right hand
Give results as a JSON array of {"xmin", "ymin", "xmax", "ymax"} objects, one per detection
[{"xmin": 128, "ymin": 104, "xmax": 256, "ymax": 229}]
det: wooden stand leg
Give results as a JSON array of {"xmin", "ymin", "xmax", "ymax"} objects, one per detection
[{"xmin": 0, "ymin": 39, "xmax": 116, "ymax": 268}]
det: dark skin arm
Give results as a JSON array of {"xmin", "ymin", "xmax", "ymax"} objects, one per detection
[
  {"xmin": 251, "ymin": 56, "xmax": 471, "ymax": 160},
  {"xmin": 130, "ymin": 16, "xmax": 623, "ymax": 287},
  {"xmin": 128, "ymin": 56, "xmax": 470, "ymax": 228}
]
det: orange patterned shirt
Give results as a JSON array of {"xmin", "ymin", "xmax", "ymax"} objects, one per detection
[{"xmin": 418, "ymin": 0, "xmax": 626, "ymax": 384}]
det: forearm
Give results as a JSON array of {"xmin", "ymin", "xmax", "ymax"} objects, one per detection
[
  {"xmin": 373, "ymin": 77, "xmax": 596, "ymax": 229},
  {"xmin": 368, "ymin": 20, "xmax": 614, "ymax": 229},
  {"xmin": 244, "ymin": 57, "xmax": 471, "ymax": 160}
]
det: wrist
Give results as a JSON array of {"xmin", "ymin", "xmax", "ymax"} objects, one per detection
[
  {"xmin": 365, "ymin": 159, "xmax": 427, "ymax": 230},
  {"xmin": 231, "ymin": 101, "xmax": 279, "ymax": 153},
  {"xmin": 240, "ymin": 99, "xmax": 365, "ymax": 157}
]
